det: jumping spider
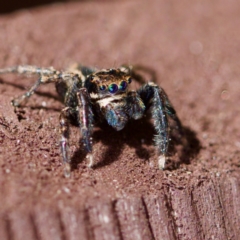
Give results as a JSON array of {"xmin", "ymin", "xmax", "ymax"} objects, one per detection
[{"xmin": 0, "ymin": 64, "xmax": 182, "ymax": 177}]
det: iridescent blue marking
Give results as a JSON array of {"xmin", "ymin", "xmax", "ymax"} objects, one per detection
[{"xmin": 108, "ymin": 83, "xmax": 118, "ymax": 94}]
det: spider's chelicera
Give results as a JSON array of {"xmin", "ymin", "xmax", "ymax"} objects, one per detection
[{"xmin": 0, "ymin": 64, "xmax": 182, "ymax": 176}]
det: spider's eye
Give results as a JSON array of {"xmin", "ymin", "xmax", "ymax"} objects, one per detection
[
  {"xmin": 128, "ymin": 78, "xmax": 132, "ymax": 84},
  {"xmin": 99, "ymin": 85, "xmax": 106, "ymax": 91},
  {"xmin": 108, "ymin": 83, "xmax": 118, "ymax": 94},
  {"xmin": 119, "ymin": 81, "xmax": 128, "ymax": 91}
]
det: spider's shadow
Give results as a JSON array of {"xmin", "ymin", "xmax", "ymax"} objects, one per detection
[
  {"xmin": 71, "ymin": 118, "xmax": 201, "ymax": 170},
  {"xmin": 167, "ymin": 125, "xmax": 201, "ymax": 170},
  {"xmin": 71, "ymin": 119, "xmax": 154, "ymax": 170}
]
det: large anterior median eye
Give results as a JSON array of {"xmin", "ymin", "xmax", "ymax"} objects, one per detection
[
  {"xmin": 119, "ymin": 81, "xmax": 127, "ymax": 91},
  {"xmin": 108, "ymin": 83, "xmax": 118, "ymax": 94}
]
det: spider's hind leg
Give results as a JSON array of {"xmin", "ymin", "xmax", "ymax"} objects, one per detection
[
  {"xmin": 66, "ymin": 63, "xmax": 96, "ymax": 78},
  {"xmin": 120, "ymin": 64, "xmax": 157, "ymax": 84}
]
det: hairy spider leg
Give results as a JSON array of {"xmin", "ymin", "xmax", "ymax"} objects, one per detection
[
  {"xmin": 137, "ymin": 83, "xmax": 172, "ymax": 169},
  {"xmin": 59, "ymin": 107, "xmax": 71, "ymax": 177},
  {"xmin": 124, "ymin": 65, "xmax": 169, "ymax": 168},
  {"xmin": 120, "ymin": 64, "xmax": 157, "ymax": 84},
  {"xmin": 0, "ymin": 65, "xmax": 56, "ymax": 75},
  {"xmin": 0, "ymin": 65, "xmax": 83, "ymax": 107},
  {"xmin": 128, "ymin": 65, "xmax": 182, "ymax": 134},
  {"xmin": 0, "ymin": 65, "xmax": 56, "ymax": 106},
  {"xmin": 126, "ymin": 65, "xmax": 183, "ymax": 168},
  {"xmin": 162, "ymin": 89, "xmax": 183, "ymax": 134},
  {"xmin": 76, "ymin": 88, "xmax": 94, "ymax": 167}
]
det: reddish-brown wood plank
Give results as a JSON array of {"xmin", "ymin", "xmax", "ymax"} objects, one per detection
[
  {"xmin": 168, "ymin": 187, "xmax": 204, "ymax": 240},
  {"xmin": 8, "ymin": 209, "xmax": 37, "ymax": 240},
  {"xmin": 0, "ymin": 0, "xmax": 239, "ymax": 239},
  {"xmin": 59, "ymin": 206, "xmax": 90, "ymax": 240},
  {"xmin": 143, "ymin": 194, "xmax": 176, "ymax": 240},
  {"xmin": 87, "ymin": 200, "xmax": 122, "ymax": 240},
  {"xmin": 191, "ymin": 179, "xmax": 229, "ymax": 240},
  {"xmin": 0, "ymin": 215, "xmax": 9, "ymax": 240},
  {"xmin": 32, "ymin": 205, "xmax": 63, "ymax": 240},
  {"xmin": 115, "ymin": 197, "xmax": 154, "ymax": 240},
  {"xmin": 217, "ymin": 176, "xmax": 240, "ymax": 240}
]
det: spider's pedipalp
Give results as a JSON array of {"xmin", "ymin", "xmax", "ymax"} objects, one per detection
[
  {"xmin": 104, "ymin": 104, "xmax": 128, "ymax": 131},
  {"xmin": 126, "ymin": 91, "xmax": 145, "ymax": 120}
]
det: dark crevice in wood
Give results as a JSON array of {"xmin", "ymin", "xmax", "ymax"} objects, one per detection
[
  {"xmin": 57, "ymin": 210, "xmax": 67, "ymax": 240},
  {"xmin": 5, "ymin": 215, "xmax": 13, "ymax": 240},
  {"xmin": 114, "ymin": 198, "xmax": 155, "ymax": 239},
  {"xmin": 141, "ymin": 197, "xmax": 155, "ymax": 240},
  {"xmin": 29, "ymin": 212, "xmax": 41, "ymax": 240},
  {"xmin": 84, "ymin": 208, "xmax": 95, "ymax": 240},
  {"xmin": 112, "ymin": 200, "xmax": 124, "ymax": 240}
]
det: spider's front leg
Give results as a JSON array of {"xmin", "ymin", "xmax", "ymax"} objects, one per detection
[
  {"xmin": 59, "ymin": 107, "xmax": 72, "ymax": 177},
  {"xmin": 76, "ymin": 88, "xmax": 94, "ymax": 167},
  {"xmin": 59, "ymin": 88, "xmax": 94, "ymax": 176},
  {"xmin": 138, "ymin": 82, "xmax": 182, "ymax": 169}
]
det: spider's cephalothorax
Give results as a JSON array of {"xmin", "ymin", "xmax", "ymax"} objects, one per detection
[
  {"xmin": 0, "ymin": 64, "xmax": 183, "ymax": 177},
  {"xmin": 84, "ymin": 69, "xmax": 145, "ymax": 131}
]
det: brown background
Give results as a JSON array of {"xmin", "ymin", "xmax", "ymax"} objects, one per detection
[{"xmin": 0, "ymin": 0, "xmax": 239, "ymax": 239}]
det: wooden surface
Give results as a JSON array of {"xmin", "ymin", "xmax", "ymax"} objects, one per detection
[{"xmin": 0, "ymin": 0, "xmax": 239, "ymax": 239}]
